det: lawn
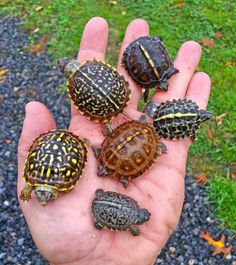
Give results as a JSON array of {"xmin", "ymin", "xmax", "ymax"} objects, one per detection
[{"xmin": 1, "ymin": 0, "xmax": 235, "ymax": 232}]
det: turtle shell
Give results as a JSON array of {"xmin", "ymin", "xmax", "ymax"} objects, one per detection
[
  {"xmin": 153, "ymin": 99, "xmax": 213, "ymax": 140},
  {"xmin": 92, "ymin": 189, "xmax": 150, "ymax": 236},
  {"xmin": 67, "ymin": 59, "xmax": 131, "ymax": 123},
  {"xmin": 122, "ymin": 35, "xmax": 178, "ymax": 101},
  {"xmin": 23, "ymin": 130, "xmax": 87, "ymax": 191},
  {"xmin": 97, "ymin": 120, "xmax": 163, "ymax": 186}
]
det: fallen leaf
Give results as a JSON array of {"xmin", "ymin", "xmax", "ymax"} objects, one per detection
[
  {"xmin": 175, "ymin": 1, "xmax": 185, "ymax": 7},
  {"xmin": 5, "ymin": 139, "xmax": 12, "ymax": 144},
  {"xmin": 231, "ymin": 172, "xmax": 236, "ymax": 180},
  {"xmin": 28, "ymin": 35, "xmax": 50, "ymax": 54},
  {"xmin": 212, "ymin": 82, "xmax": 217, "ymax": 87},
  {"xmin": 35, "ymin": 6, "xmax": 43, "ymax": 11},
  {"xmin": 207, "ymin": 129, "xmax": 214, "ymax": 139},
  {"xmin": 215, "ymin": 31, "xmax": 223, "ymax": 39},
  {"xmin": 200, "ymin": 231, "xmax": 232, "ymax": 257},
  {"xmin": 0, "ymin": 69, "xmax": 9, "ymax": 76},
  {"xmin": 32, "ymin": 27, "xmax": 40, "ymax": 33},
  {"xmin": 196, "ymin": 172, "xmax": 209, "ymax": 183},
  {"xmin": 225, "ymin": 61, "xmax": 235, "ymax": 67},
  {"xmin": 201, "ymin": 38, "xmax": 214, "ymax": 49},
  {"xmin": 215, "ymin": 112, "xmax": 227, "ymax": 125}
]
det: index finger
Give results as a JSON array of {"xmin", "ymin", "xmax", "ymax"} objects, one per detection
[{"xmin": 70, "ymin": 17, "xmax": 109, "ymax": 120}]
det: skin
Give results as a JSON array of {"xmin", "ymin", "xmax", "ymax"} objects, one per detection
[{"xmin": 18, "ymin": 17, "xmax": 211, "ymax": 265}]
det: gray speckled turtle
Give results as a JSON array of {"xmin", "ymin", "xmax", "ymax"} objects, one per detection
[
  {"xmin": 57, "ymin": 58, "xmax": 131, "ymax": 125},
  {"xmin": 144, "ymin": 98, "xmax": 213, "ymax": 140},
  {"xmin": 122, "ymin": 35, "xmax": 178, "ymax": 101},
  {"xmin": 20, "ymin": 130, "xmax": 87, "ymax": 206},
  {"xmin": 92, "ymin": 189, "xmax": 151, "ymax": 236}
]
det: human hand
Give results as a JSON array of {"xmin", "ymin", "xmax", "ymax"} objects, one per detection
[{"xmin": 17, "ymin": 17, "xmax": 211, "ymax": 265}]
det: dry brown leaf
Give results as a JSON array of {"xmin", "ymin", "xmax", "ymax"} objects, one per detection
[
  {"xmin": 201, "ymin": 38, "xmax": 214, "ymax": 49},
  {"xmin": 0, "ymin": 69, "xmax": 9, "ymax": 76},
  {"xmin": 196, "ymin": 172, "xmax": 209, "ymax": 183},
  {"xmin": 215, "ymin": 112, "xmax": 227, "ymax": 125},
  {"xmin": 231, "ymin": 172, "xmax": 236, "ymax": 180},
  {"xmin": 207, "ymin": 129, "xmax": 214, "ymax": 139},
  {"xmin": 212, "ymin": 82, "xmax": 217, "ymax": 87},
  {"xmin": 35, "ymin": 6, "xmax": 43, "ymax": 12},
  {"xmin": 200, "ymin": 231, "xmax": 232, "ymax": 257},
  {"xmin": 28, "ymin": 35, "xmax": 50, "ymax": 54},
  {"xmin": 225, "ymin": 61, "xmax": 235, "ymax": 67},
  {"xmin": 5, "ymin": 139, "xmax": 12, "ymax": 144},
  {"xmin": 175, "ymin": 0, "xmax": 185, "ymax": 7},
  {"xmin": 195, "ymin": 65, "xmax": 201, "ymax": 71},
  {"xmin": 215, "ymin": 31, "xmax": 223, "ymax": 39}
]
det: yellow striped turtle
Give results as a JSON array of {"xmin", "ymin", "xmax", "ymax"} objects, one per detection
[
  {"xmin": 57, "ymin": 58, "xmax": 131, "ymax": 125},
  {"xmin": 145, "ymin": 99, "xmax": 213, "ymax": 140},
  {"xmin": 122, "ymin": 35, "xmax": 178, "ymax": 101},
  {"xmin": 20, "ymin": 130, "xmax": 87, "ymax": 206}
]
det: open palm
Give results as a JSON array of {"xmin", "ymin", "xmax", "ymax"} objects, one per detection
[{"xmin": 17, "ymin": 17, "xmax": 211, "ymax": 265}]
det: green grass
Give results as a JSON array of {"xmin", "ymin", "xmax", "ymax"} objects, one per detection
[
  {"xmin": 1, "ymin": 0, "xmax": 236, "ymax": 232},
  {"xmin": 206, "ymin": 174, "xmax": 236, "ymax": 232}
]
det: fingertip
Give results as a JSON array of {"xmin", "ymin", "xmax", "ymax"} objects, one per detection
[
  {"xmin": 176, "ymin": 41, "xmax": 202, "ymax": 64},
  {"xmin": 186, "ymin": 72, "xmax": 211, "ymax": 109},
  {"xmin": 78, "ymin": 17, "xmax": 109, "ymax": 62}
]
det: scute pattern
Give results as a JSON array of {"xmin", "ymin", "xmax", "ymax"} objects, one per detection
[
  {"xmin": 122, "ymin": 35, "xmax": 178, "ymax": 101},
  {"xmin": 23, "ymin": 130, "xmax": 87, "ymax": 191},
  {"xmin": 98, "ymin": 120, "xmax": 162, "ymax": 182},
  {"xmin": 92, "ymin": 189, "xmax": 140, "ymax": 231},
  {"xmin": 153, "ymin": 99, "xmax": 212, "ymax": 139},
  {"xmin": 68, "ymin": 59, "xmax": 130, "ymax": 122}
]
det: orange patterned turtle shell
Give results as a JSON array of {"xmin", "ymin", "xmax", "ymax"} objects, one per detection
[{"xmin": 94, "ymin": 119, "xmax": 167, "ymax": 187}]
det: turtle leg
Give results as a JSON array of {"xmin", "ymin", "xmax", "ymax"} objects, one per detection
[
  {"xmin": 143, "ymin": 88, "xmax": 150, "ymax": 102},
  {"xmin": 103, "ymin": 123, "xmax": 113, "ymax": 136},
  {"xmin": 92, "ymin": 147, "xmax": 101, "ymax": 159},
  {"xmin": 139, "ymin": 114, "xmax": 147, "ymax": 123},
  {"xmin": 120, "ymin": 177, "xmax": 129, "ymax": 188},
  {"xmin": 94, "ymin": 222, "xmax": 103, "ymax": 230},
  {"xmin": 20, "ymin": 184, "xmax": 34, "ymax": 201},
  {"xmin": 98, "ymin": 165, "xmax": 109, "ymax": 177},
  {"xmin": 160, "ymin": 142, "xmax": 168, "ymax": 154},
  {"xmin": 130, "ymin": 226, "xmax": 140, "ymax": 236}
]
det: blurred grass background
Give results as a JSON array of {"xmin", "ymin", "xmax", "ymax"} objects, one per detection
[{"xmin": 1, "ymin": 0, "xmax": 235, "ymax": 232}]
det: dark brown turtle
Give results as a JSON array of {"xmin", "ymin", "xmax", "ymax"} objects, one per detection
[
  {"xmin": 20, "ymin": 130, "xmax": 87, "ymax": 206},
  {"xmin": 144, "ymin": 98, "xmax": 213, "ymax": 140},
  {"xmin": 92, "ymin": 189, "xmax": 151, "ymax": 236},
  {"xmin": 93, "ymin": 117, "xmax": 167, "ymax": 187},
  {"xmin": 57, "ymin": 58, "xmax": 131, "ymax": 126},
  {"xmin": 122, "ymin": 35, "xmax": 179, "ymax": 101}
]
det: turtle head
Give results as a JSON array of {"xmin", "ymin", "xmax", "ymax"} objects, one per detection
[
  {"xmin": 137, "ymin": 208, "xmax": 151, "ymax": 224},
  {"xmin": 199, "ymin": 110, "xmax": 213, "ymax": 123},
  {"xmin": 57, "ymin": 58, "xmax": 80, "ymax": 78},
  {"xmin": 35, "ymin": 186, "xmax": 59, "ymax": 207}
]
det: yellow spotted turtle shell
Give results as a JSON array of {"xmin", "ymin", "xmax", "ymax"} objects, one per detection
[
  {"xmin": 23, "ymin": 130, "xmax": 87, "ymax": 191},
  {"xmin": 67, "ymin": 59, "xmax": 131, "ymax": 123},
  {"xmin": 98, "ymin": 120, "xmax": 162, "ymax": 181}
]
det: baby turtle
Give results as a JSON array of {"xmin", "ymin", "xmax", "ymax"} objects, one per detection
[
  {"xmin": 144, "ymin": 98, "xmax": 213, "ymax": 140},
  {"xmin": 92, "ymin": 189, "xmax": 151, "ymax": 236},
  {"xmin": 57, "ymin": 58, "xmax": 131, "ymax": 126},
  {"xmin": 20, "ymin": 130, "xmax": 87, "ymax": 206},
  {"xmin": 122, "ymin": 35, "xmax": 178, "ymax": 101},
  {"xmin": 93, "ymin": 117, "xmax": 167, "ymax": 187}
]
